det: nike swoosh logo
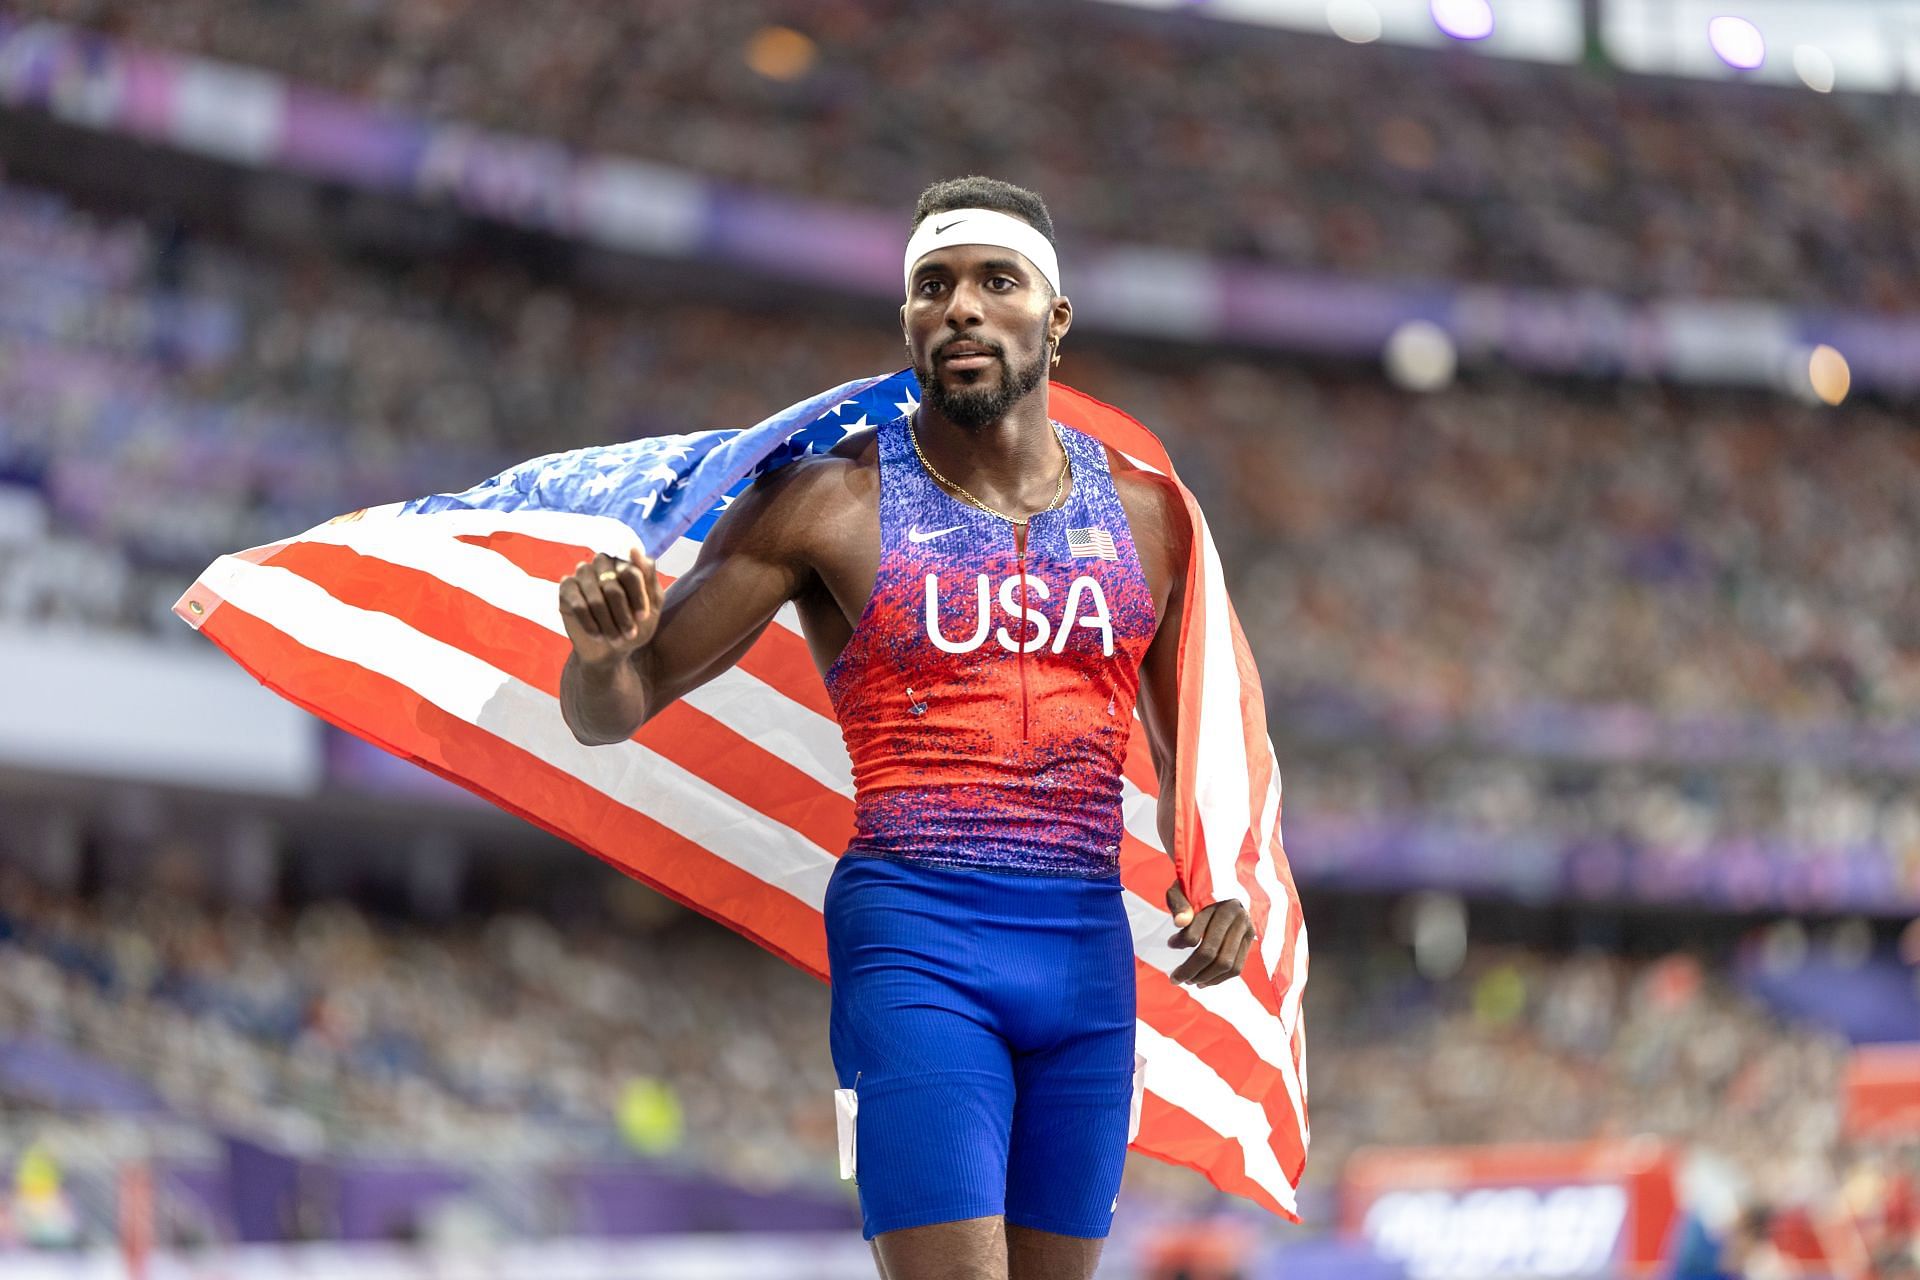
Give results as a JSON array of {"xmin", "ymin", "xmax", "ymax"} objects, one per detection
[
  {"xmin": 907, "ymin": 524, "xmax": 963, "ymax": 544},
  {"xmin": 934, "ymin": 219, "xmax": 963, "ymax": 234}
]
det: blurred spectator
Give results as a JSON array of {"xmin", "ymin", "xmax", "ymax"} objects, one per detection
[
  {"xmin": 0, "ymin": 861, "xmax": 842, "ymax": 1189},
  {"xmin": 7, "ymin": 1142, "xmax": 80, "ymax": 1250}
]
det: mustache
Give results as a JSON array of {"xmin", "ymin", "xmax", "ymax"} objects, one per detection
[{"xmin": 932, "ymin": 336, "xmax": 1006, "ymax": 362}]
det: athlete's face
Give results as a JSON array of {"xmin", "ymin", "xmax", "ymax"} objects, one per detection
[{"xmin": 901, "ymin": 242, "xmax": 1070, "ymax": 430}]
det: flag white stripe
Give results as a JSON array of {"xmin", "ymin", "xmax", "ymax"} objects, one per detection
[
  {"xmin": 1283, "ymin": 922, "xmax": 1312, "ymax": 1144},
  {"xmin": 1121, "ymin": 780, "xmax": 1165, "ymax": 854},
  {"xmin": 200, "ymin": 555, "xmax": 838, "ymax": 907},
  {"xmin": 1253, "ymin": 771, "xmax": 1290, "ymax": 978},
  {"xmin": 1191, "ymin": 507, "xmax": 1255, "ymax": 905},
  {"xmin": 1136, "ymin": 1023, "xmax": 1299, "ymax": 1215},
  {"xmin": 677, "ymin": 663, "xmax": 853, "ymax": 799}
]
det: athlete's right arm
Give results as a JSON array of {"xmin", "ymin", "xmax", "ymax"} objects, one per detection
[{"xmin": 558, "ymin": 463, "xmax": 821, "ymax": 745}]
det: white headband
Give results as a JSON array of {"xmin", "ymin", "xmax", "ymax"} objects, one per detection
[{"xmin": 903, "ymin": 207, "xmax": 1062, "ymax": 297}]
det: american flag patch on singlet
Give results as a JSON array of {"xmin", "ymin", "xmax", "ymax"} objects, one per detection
[{"xmin": 1067, "ymin": 526, "xmax": 1118, "ymax": 560}]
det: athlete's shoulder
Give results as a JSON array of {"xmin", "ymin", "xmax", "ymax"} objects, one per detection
[
  {"xmin": 770, "ymin": 422, "xmax": 879, "ymax": 502},
  {"xmin": 1106, "ymin": 448, "xmax": 1190, "ymax": 560},
  {"xmin": 706, "ymin": 423, "xmax": 880, "ymax": 553}
]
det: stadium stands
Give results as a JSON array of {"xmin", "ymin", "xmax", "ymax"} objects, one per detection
[
  {"xmin": 4, "ymin": 177, "xmax": 1915, "ymax": 728},
  {"xmin": 11, "ymin": 0, "xmax": 1918, "ymax": 305},
  {"xmin": 0, "ymin": 835, "xmax": 1889, "ymax": 1247}
]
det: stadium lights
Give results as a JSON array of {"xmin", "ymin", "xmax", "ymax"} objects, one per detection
[
  {"xmin": 1430, "ymin": 0, "xmax": 1495, "ymax": 41},
  {"xmin": 744, "ymin": 26, "xmax": 817, "ymax": 82},
  {"xmin": 1327, "ymin": 0, "xmax": 1384, "ymax": 44},
  {"xmin": 1706, "ymin": 15, "xmax": 1766, "ymax": 70},
  {"xmin": 1384, "ymin": 320, "xmax": 1458, "ymax": 392},
  {"xmin": 1779, "ymin": 343, "xmax": 1851, "ymax": 405},
  {"xmin": 1808, "ymin": 344, "xmax": 1851, "ymax": 406},
  {"xmin": 1793, "ymin": 44, "xmax": 1836, "ymax": 92}
]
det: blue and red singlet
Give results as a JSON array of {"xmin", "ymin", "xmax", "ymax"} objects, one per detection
[{"xmin": 819, "ymin": 412, "xmax": 1159, "ymax": 1240}]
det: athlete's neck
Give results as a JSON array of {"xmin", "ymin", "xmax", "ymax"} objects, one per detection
[{"xmin": 915, "ymin": 393, "xmax": 1065, "ymax": 514}]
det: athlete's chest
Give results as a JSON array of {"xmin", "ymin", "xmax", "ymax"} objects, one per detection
[
  {"xmin": 797, "ymin": 422, "xmax": 1167, "ymax": 681},
  {"xmin": 899, "ymin": 525, "xmax": 1141, "ymax": 662}
]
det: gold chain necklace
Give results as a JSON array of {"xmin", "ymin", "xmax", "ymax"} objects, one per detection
[{"xmin": 907, "ymin": 413, "xmax": 1072, "ymax": 528}]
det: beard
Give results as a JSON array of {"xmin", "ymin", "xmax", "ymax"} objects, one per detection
[{"xmin": 913, "ymin": 339, "xmax": 1048, "ymax": 430}]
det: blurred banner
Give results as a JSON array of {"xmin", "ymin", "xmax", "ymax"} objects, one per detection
[
  {"xmin": 1341, "ymin": 1140, "xmax": 1679, "ymax": 1279},
  {"xmin": 0, "ymin": 623, "xmax": 321, "ymax": 792}
]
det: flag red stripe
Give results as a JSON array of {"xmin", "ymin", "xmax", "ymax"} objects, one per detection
[
  {"xmin": 198, "ymin": 598, "xmax": 832, "ymax": 974},
  {"xmin": 452, "ymin": 529, "xmax": 597, "ymax": 582},
  {"xmin": 1050, "ymin": 382, "xmax": 1175, "ymax": 475}
]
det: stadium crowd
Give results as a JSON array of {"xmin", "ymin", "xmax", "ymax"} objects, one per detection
[
  {"xmin": 4, "ymin": 177, "xmax": 1917, "ymax": 736},
  {"xmin": 0, "ymin": 837, "xmax": 1898, "ymax": 1245},
  {"xmin": 13, "ymin": 0, "xmax": 1920, "ymax": 306},
  {"xmin": 0, "ymin": 858, "xmax": 840, "ymax": 1188},
  {"xmin": 1287, "ymin": 749, "xmax": 1920, "ymax": 899}
]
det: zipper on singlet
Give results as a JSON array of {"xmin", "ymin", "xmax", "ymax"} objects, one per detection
[{"xmin": 1015, "ymin": 525, "xmax": 1030, "ymax": 742}]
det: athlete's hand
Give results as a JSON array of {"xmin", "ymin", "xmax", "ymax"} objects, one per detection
[
  {"xmin": 560, "ymin": 547, "xmax": 663, "ymax": 668},
  {"xmin": 1166, "ymin": 881, "xmax": 1255, "ymax": 988}
]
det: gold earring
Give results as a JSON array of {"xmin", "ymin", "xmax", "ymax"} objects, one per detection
[{"xmin": 1049, "ymin": 338, "xmax": 1061, "ymax": 367}]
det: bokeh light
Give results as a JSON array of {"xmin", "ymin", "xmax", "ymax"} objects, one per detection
[
  {"xmin": 744, "ymin": 26, "xmax": 817, "ymax": 82},
  {"xmin": 1707, "ymin": 15, "xmax": 1765, "ymax": 71},
  {"xmin": 1327, "ymin": 0, "xmax": 1383, "ymax": 44},
  {"xmin": 1384, "ymin": 319, "xmax": 1458, "ymax": 391},
  {"xmin": 1430, "ymin": 0, "xmax": 1494, "ymax": 42},
  {"xmin": 1793, "ymin": 44, "xmax": 1836, "ymax": 93},
  {"xmin": 1809, "ymin": 344, "xmax": 1851, "ymax": 405}
]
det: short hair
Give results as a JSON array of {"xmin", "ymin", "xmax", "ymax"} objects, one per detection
[{"xmin": 911, "ymin": 176, "xmax": 1056, "ymax": 247}]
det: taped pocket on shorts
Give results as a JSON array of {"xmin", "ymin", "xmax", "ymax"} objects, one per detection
[
  {"xmin": 1127, "ymin": 1051, "xmax": 1147, "ymax": 1143},
  {"xmin": 835, "ymin": 1085, "xmax": 859, "ymax": 1181}
]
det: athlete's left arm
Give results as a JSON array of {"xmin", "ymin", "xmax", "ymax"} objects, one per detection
[{"xmin": 1115, "ymin": 461, "xmax": 1256, "ymax": 989}]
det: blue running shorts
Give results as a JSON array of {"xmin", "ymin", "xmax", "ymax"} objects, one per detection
[{"xmin": 824, "ymin": 852, "xmax": 1138, "ymax": 1240}]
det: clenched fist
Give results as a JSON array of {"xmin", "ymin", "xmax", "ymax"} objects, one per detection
[{"xmin": 559, "ymin": 548, "xmax": 663, "ymax": 668}]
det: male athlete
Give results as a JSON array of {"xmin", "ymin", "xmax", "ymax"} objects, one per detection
[{"xmin": 557, "ymin": 176, "xmax": 1256, "ymax": 1280}]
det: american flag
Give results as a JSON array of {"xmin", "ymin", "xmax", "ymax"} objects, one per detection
[
  {"xmin": 173, "ymin": 370, "xmax": 1309, "ymax": 1219},
  {"xmin": 1066, "ymin": 525, "xmax": 1119, "ymax": 561}
]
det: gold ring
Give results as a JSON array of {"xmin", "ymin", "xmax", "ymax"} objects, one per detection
[{"xmin": 598, "ymin": 570, "xmax": 620, "ymax": 583}]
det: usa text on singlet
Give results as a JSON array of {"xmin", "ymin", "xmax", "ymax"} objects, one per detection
[{"xmin": 823, "ymin": 414, "xmax": 1158, "ymax": 878}]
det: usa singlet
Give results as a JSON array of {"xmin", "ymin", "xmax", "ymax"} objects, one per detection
[{"xmin": 823, "ymin": 412, "xmax": 1158, "ymax": 877}]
